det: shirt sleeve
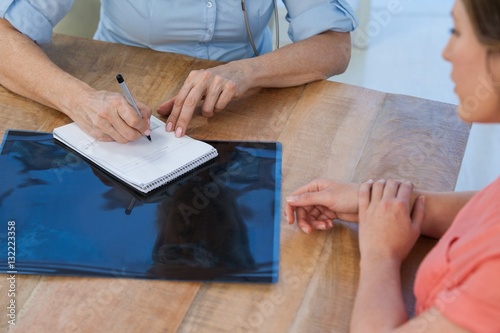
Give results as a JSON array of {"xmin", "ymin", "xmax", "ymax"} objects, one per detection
[
  {"xmin": 437, "ymin": 256, "xmax": 500, "ymax": 333},
  {"xmin": 0, "ymin": 0, "xmax": 74, "ymax": 44},
  {"xmin": 283, "ymin": 0, "xmax": 358, "ymax": 42}
]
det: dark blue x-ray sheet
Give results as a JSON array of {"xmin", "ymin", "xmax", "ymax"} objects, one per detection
[{"xmin": 0, "ymin": 130, "xmax": 281, "ymax": 283}]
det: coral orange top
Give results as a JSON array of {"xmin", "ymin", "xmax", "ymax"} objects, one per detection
[{"xmin": 414, "ymin": 177, "xmax": 500, "ymax": 333}]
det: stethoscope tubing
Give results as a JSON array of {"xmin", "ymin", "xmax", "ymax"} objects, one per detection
[{"xmin": 241, "ymin": 0, "xmax": 279, "ymax": 56}]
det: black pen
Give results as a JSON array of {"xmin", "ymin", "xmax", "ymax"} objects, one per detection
[{"xmin": 116, "ymin": 73, "xmax": 152, "ymax": 141}]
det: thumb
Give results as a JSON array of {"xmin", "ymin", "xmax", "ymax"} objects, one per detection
[
  {"xmin": 136, "ymin": 101, "xmax": 152, "ymax": 119},
  {"xmin": 157, "ymin": 97, "xmax": 176, "ymax": 116},
  {"xmin": 411, "ymin": 196, "xmax": 426, "ymax": 231}
]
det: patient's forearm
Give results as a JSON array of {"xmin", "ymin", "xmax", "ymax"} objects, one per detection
[{"xmin": 413, "ymin": 190, "xmax": 475, "ymax": 238}]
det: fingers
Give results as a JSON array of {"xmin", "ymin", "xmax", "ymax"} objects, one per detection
[
  {"xmin": 295, "ymin": 207, "xmax": 333, "ymax": 234},
  {"xmin": 296, "ymin": 207, "xmax": 312, "ymax": 234},
  {"xmin": 286, "ymin": 181, "xmax": 318, "ymax": 201},
  {"xmin": 286, "ymin": 204, "xmax": 329, "ymax": 224},
  {"xmin": 166, "ymin": 80, "xmax": 199, "ymax": 137},
  {"xmin": 136, "ymin": 100, "xmax": 152, "ymax": 119},
  {"xmin": 285, "ymin": 204, "xmax": 334, "ymax": 233},
  {"xmin": 285, "ymin": 203, "xmax": 296, "ymax": 224},
  {"xmin": 395, "ymin": 180, "xmax": 413, "ymax": 200},
  {"xmin": 78, "ymin": 91, "xmax": 153, "ymax": 143},
  {"xmin": 358, "ymin": 180, "xmax": 374, "ymax": 214},
  {"xmin": 120, "ymin": 103, "xmax": 152, "ymax": 136},
  {"xmin": 157, "ymin": 97, "xmax": 177, "ymax": 133},
  {"xmin": 362, "ymin": 179, "xmax": 413, "ymax": 203},
  {"xmin": 163, "ymin": 69, "xmax": 238, "ymax": 137},
  {"xmin": 285, "ymin": 178, "xmax": 331, "ymax": 205},
  {"xmin": 136, "ymin": 101, "xmax": 152, "ymax": 136},
  {"xmin": 383, "ymin": 179, "xmax": 401, "ymax": 199},
  {"xmin": 111, "ymin": 98, "xmax": 151, "ymax": 142},
  {"xmin": 360, "ymin": 179, "xmax": 405, "ymax": 218},
  {"xmin": 213, "ymin": 81, "xmax": 235, "ymax": 111},
  {"xmin": 157, "ymin": 97, "xmax": 175, "ymax": 117},
  {"xmin": 286, "ymin": 191, "xmax": 329, "ymax": 208},
  {"xmin": 411, "ymin": 196, "xmax": 426, "ymax": 229},
  {"xmin": 199, "ymin": 76, "xmax": 225, "ymax": 117},
  {"xmin": 100, "ymin": 123, "xmax": 128, "ymax": 143},
  {"xmin": 370, "ymin": 179, "xmax": 386, "ymax": 201},
  {"xmin": 165, "ymin": 70, "xmax": 207, "ymax": 137}
]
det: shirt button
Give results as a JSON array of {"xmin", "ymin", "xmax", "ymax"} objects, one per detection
[{"xmin": 207, "ymin": 1, "xmax": 213, "ymax": 8}]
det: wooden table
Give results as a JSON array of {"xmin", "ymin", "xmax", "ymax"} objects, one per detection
[{"xmin": 0, "ymin": 34, "xmax": 470, "ymax": 333}]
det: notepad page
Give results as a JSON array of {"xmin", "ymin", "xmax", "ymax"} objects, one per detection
[{"xmin": 53, "ymin": 116, "xmax": 217, "ymax": 192}]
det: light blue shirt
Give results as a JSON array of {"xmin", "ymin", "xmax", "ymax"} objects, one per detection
[{"xmin": 0, "ymin": 0, "xmax": 358, "ymax": 62}]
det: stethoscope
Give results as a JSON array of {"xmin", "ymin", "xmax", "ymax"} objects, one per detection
[{"xmin": 241, "ymin": 0, "xmax": 280, "ymax": 56}]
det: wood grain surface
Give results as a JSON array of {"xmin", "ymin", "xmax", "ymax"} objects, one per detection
[{"xmin": 0, "ymin": 34, "xmax": 470, "ymax": 333}]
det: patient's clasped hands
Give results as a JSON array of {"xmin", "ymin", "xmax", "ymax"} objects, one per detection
[{"xmin": 286, "ymin": 178, "xmax": 426, "ymax": 261}]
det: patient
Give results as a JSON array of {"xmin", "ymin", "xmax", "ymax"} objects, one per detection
[{"xmin": 286, "ymin": 0, "xmax": 500, "ymax": 332}]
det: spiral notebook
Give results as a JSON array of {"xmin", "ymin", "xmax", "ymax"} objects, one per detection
[{"xmin": 53, "ymin": 116, "xmax": 218, "ymax": 193}]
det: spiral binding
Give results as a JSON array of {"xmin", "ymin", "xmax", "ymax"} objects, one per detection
[{"xmin": 142, "ymin": 149, "xmax": 218, "ymax": 192}]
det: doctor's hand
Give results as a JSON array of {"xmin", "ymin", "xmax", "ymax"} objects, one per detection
[
  {"xmin": 285, "ymin": 179, "xmax": 360, "ymax": 234},
  {"xmin": 69, "ymin": 90, "xmax": 152, "ymax": 144},
  {"xmin": 157, "ymin": 61, "xmax": 255, "ymax": 137}
]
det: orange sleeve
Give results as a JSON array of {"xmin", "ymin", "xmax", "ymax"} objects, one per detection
[{"xmin": 437, "ymin": 256, "xmax": 500, "ymax": 333}]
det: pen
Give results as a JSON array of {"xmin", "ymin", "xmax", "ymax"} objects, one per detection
[{"xmin": 116, "ymin": 73, "xmax": 152, "ymax": 141}]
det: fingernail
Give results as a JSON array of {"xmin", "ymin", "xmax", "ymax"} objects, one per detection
[
  {"xmin": 368, "ymin": 179, "xmax": 374, "ymax": 183},
  {"xmin": 286, "ymin": 196, "xmax": 297, "ymax": 202},
  {"xmin": 166, "ymin": 122, "xmax": 173, "ymax": 132},
  {"xmin": 300, "ymin": 226, "xmax": 310, "ymax": 234},
  {"xmin": 175, "ymin": 127, "xmax": 182, "ymax": 138},
  {"xmin": 317, "ymin": 224, "xmax": 326, "ymax": 230},
  {"xmin": 144, "ymin": 129, "xmax": 151, "ymax": 136}
]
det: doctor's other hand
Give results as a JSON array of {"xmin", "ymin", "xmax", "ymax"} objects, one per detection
[
  {"xmin": 157, "ymin": 62, "xmax": 254, "ymax": 137},
  {"xmin": 285, "ymin": 179, "xmax": 360, "ymax": 234}
]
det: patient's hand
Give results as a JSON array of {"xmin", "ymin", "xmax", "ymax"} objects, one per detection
[{"xmin": 285, "ymin": 179, "xmax": 360, "ymax": 234}]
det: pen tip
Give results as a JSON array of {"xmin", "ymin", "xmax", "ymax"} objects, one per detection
[{"xmin": 147, "ymin": 135, "xmax": 152, "ymax": 142}]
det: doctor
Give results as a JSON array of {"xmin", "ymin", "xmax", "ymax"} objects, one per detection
[{"xmin": 0, "ymin": 0, "xmax": 357, "ymax": 143}]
